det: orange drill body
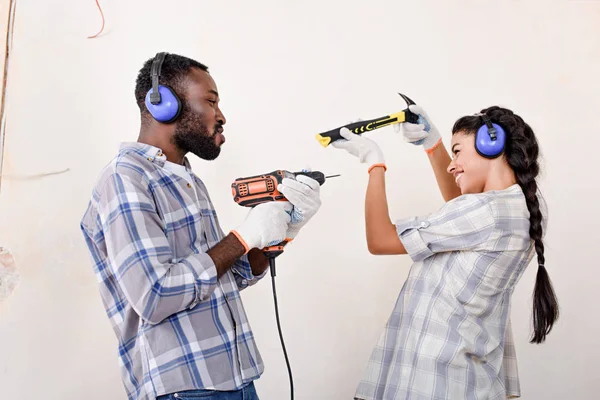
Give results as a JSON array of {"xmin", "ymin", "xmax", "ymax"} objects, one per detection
[
  {"xmin": 232, "ymin": 170, "xmax": 289, "ymax": 207},
  {"xmin": 232, "ymin": 170, "xmax": 325, "ymax": 207}
]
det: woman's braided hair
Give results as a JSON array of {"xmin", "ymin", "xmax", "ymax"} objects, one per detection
[{"xmin": 452, "ymin": 106, "xmax": 559, "ymax": 344}]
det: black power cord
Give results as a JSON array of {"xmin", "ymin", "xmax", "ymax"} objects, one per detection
[{"xmin": 269, "ymin": 257, "xmax": 294, "ymax": 400}]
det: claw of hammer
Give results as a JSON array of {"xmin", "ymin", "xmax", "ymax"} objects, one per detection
[
  {"xmin": 398, "ymin": 93, "xmax": 428, "ymax": 144},
  {"xmin": 398, "ymin": 92, "xmax": 416, "ymax": 106}
]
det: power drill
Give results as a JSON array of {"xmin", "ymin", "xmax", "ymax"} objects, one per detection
[
  {"xmin": 230, "ymin": 169, "xmax": 338, "ymax": 400},
  {"xmin": 231, "ymin": 169, "xmax": 338, "ymax": 258}
]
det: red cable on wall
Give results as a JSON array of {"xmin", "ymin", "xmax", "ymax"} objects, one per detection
[{"xmin": 88, "ymin": 0, "xmax": 105, "ymax": 39}]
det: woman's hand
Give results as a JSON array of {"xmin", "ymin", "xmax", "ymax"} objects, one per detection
[
  {"xmin": 331, "ymin": 128, "xmax": 386, "ymax": 172},
  {"xmin": 394, "ymin": 105, "xmax": 442, "ymax": 152}
]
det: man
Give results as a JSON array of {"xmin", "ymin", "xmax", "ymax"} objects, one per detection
[{"xmin": 80, "ymin": 52, "xmax": 322, "ymax": 400}]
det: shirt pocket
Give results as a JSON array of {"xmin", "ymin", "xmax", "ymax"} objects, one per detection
[
  {"xmin": 197, "ymin": 208, "xmax": 224, "ymax": 246},
  {"xmin": 454, "ymin": 251, "xmax": 516, "ymax": 299},
  {"xmin": 164, "ymin": 205, "xmax": 204, "ymax": 257}
]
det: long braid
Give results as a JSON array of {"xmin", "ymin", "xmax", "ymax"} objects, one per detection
[{"xmin": 483, "ymin": 107, "xmax": 559, "ymax": 343}]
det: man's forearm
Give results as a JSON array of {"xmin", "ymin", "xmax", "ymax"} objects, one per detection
[
  {"xmin": 426, "ymin": 143, "xmax": 462, "ymax": 202},
  {"xmin": 207, "ymin": 233, "xmax": 247, "ymax": 278},
  {"xmin": 207, "ymin": 234, "xmax": 270, "ymax": 278}
]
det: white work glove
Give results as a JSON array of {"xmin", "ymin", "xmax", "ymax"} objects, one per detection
[
  {"xmin": 232, "ymin": 201, "xmax": 292, "ymax": 253},
  {"xmin": 394, "ymin": 105, "xmax": 442, "ymax": 152},
  {"xmin": 277, "ymin": 172, "xmax": 322, "ymax": 239},
  {"xmin": 331, "ymin": 128, "xmax": 386, "ymax": 172}
]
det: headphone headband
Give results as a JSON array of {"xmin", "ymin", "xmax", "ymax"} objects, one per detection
[
  {"xmin": 144, "ymin": 51, "xmax": 182, "ymax": 123},
  {"xmin": 474, "ymin": 113, "xmax": 497, "ymax": 140},
  {"xmin": 150, "ymin": 52, "xmax": 167, "ymax": 105}
]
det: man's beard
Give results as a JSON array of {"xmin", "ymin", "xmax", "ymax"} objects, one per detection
[{"xmin": 172, "ymin": 110, "xmax": 222, "ymax": 161}]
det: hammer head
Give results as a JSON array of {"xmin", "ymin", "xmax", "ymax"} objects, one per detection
[
  {"xmin": 398, "ymin": 93, "xmax": 419, "ymax": 124},
  {"xmin": 398, "ymin": 93, "xmax": 416, "ymax": 106}
]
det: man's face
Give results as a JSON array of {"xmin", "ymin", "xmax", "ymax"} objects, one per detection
[{"xmin": 172, "ymin": 68, "xmax": 227, "ymax": 160}]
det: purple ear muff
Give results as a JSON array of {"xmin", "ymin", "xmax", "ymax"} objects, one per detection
[
  {"xmin": 145, "ymin": 85, "xmax": 182, "ymax": 123},
  {"xmin": 144, "ymin": 52, "xmax": 182, "ymax": 124},
  {"xmin": 475, "ymin": 114, "xmax": 506, "ymax": 158}
]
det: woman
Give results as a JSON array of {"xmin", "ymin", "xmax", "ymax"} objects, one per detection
[{"xmin": 331, "ymin": 105, "xmax": 559, "ymax": 399}]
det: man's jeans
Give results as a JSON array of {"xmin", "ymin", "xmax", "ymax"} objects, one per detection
[{"xmin": 157, "ymin": 382, "xmax": 259, "ymax": 400}]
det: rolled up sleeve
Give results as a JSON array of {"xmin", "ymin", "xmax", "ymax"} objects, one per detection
[
  {"xmin": 231, "ymin": 255, "xmax": 267, "ymax": 290},
  {"xmin": 395, "ymin": 195, "xmax": 496, "ymax": 263}
]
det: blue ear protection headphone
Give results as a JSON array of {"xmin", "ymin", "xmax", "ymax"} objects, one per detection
[
  {"xmin": 474, "ymin": 113, "xmax": 506, "ymax": 158},
  {"xmin": 144, "ymin": 52, "xmax": 182, "ymax": 123}
]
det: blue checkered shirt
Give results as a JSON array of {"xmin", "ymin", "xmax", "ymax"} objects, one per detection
[
  {"xmin": 355, "ymin": 185, "xmax": 548, "ymax": 400},
  {"xmin": 80, "ymin": 143, "xmax": 266, "ymax": 400}
]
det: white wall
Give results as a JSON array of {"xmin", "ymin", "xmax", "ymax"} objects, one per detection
[{"xmin": 0, "ymin": 1, "xmax": 598, "ymax": 399}]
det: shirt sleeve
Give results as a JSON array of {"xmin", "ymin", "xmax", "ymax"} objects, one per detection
[
  {"xmin": 394, "ymin": 194, "xmax": 496, "ymax": 263},
  {"xmin": 231, "ymin": 254, "xmax": 268, "ymax": 290},
  {"xmin": 96, "ymin": 167, "xmax": 218, "ymax": 325}
]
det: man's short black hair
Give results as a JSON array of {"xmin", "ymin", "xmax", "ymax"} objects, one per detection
[{"xmin": 134, "ymin": 52, "xmax": 209, "ymax": 117}]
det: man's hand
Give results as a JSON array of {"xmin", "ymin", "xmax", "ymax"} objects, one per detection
[
  {"xmin": 278, "ymin": 174, "xmax": 322, "ymax": 239},
  {"xmin": 394, "ymin": 104, "xmax": 442, "ymax": 152},
  {"xmin": 331, "ymin": 128, "xmax": 386, "ymax": 172},
  {"xmin": 231, "ymin": 201, "xmax": 292, "ymax": 253}
]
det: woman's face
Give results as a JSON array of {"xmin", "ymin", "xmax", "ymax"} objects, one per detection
[{"xmin": 447, "ymin": 131, "xmax": 491, "ymax": 195}]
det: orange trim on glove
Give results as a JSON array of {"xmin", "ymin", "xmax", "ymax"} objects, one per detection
[
  {"xmin": 368, "ymin": 163, "xmax": 387, "ymax": 173},
  {"xmin": 425, "ymin": 138, "xmax": 443, "ymax": 154},
  {"xmin": 230, "ymin": 230, "xmax": 250, "ymax": 254}
]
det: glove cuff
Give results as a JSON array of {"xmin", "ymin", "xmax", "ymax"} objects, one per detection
[
  {"xmin": 287, "ymin": 226, "xmax": 301, "ymax": 239},
  {"xmin": 424, "ymin": 138, "xmax": 443, "ymax": 154},
  {"xmin": 230, "ymin": 229, "xmax": 252, "ymax": 254},
  {"xmin": 368, "ymin": 163, "xmax": 387, "ymax": 173}
]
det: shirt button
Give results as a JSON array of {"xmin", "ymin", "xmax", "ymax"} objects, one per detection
[
  {"xmin": 241, "ymin": 279, "xmax": 248, "ymax": 285},
  {"xmin": 187, "ymin": 183, "xmax": 192, "ymax": 188},
  {"xmin": 147, "ymin": 157, "xmax": 152, "ymax": 161},
  {"xmin": 174, "ymin": 394, "xmax": 179, "ymax": 398},
  {"xmin": 157, "ymin": 152, "xmax": 163, "ymax": 157}
]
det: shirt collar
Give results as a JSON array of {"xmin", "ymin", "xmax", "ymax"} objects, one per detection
[{"xmin": 118, "ymin": 142, "xmax": 193, "ymax": 171}]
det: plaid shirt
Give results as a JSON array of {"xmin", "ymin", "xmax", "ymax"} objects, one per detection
[
  {"xmin": 80, "ymin": 143, "xmax": 266, "ymax": 400},
  {"xmin": 355, "ymin": 185, "xmax": 548, "ymax": 400}
]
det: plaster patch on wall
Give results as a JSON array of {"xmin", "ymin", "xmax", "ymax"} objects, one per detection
[{"xmin": 0, "ymin": 246, "xmax": 19, "ymax": 302}]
